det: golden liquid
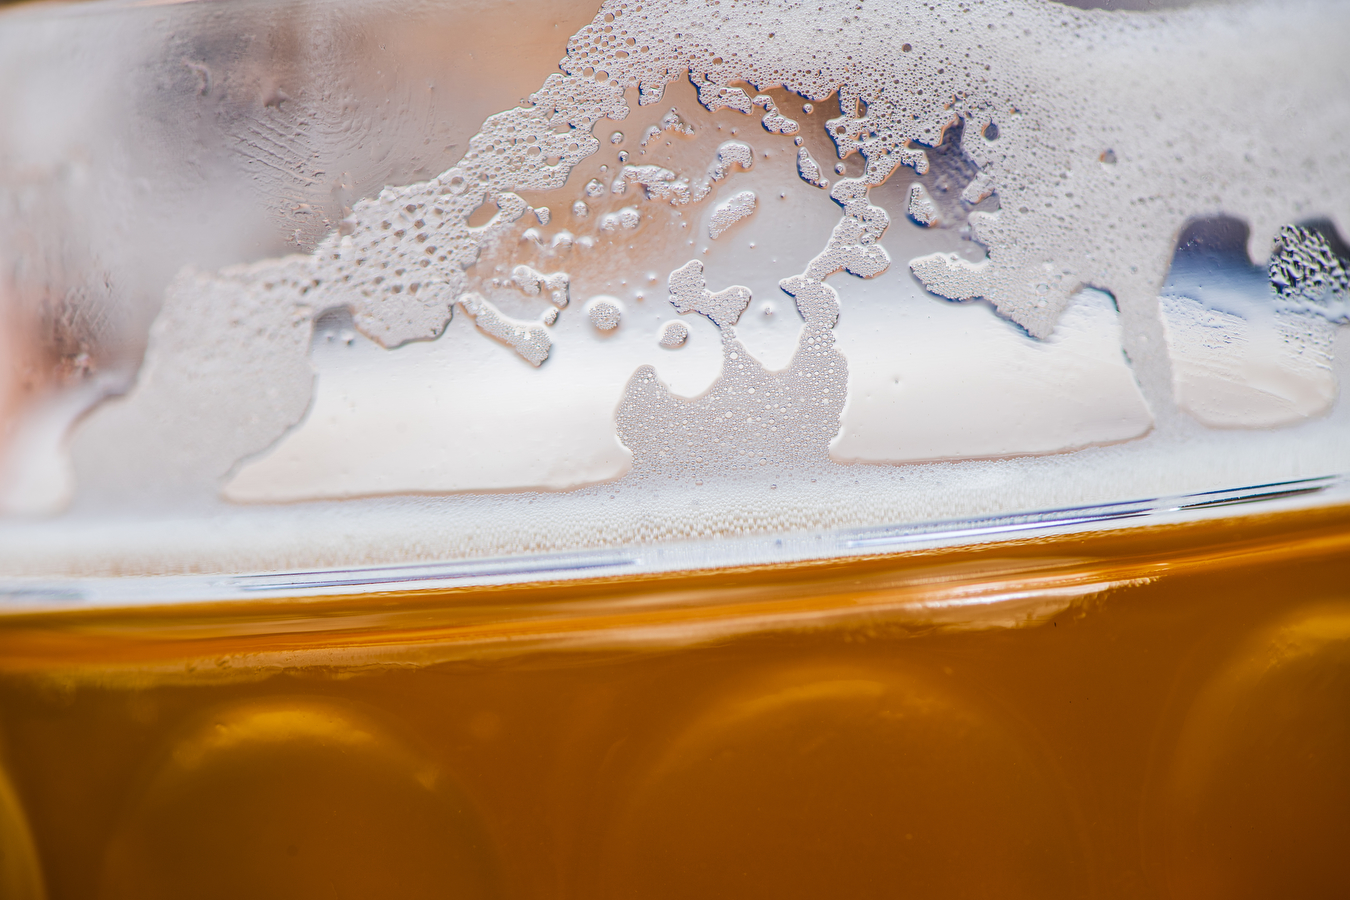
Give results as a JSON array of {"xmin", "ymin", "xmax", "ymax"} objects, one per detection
[{"xmin": 1, "ymin": 505, "xmax": 1348, "ymax": 899}]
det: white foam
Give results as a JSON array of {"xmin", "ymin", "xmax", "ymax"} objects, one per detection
[
  {"xmin": 796, "ymin": 146, "xmax": 829, "ymax": 190},
  {"xmin": 660, "ymin": 321, "xmax": 690, "ymax": 348},
  {"xmin": 708, "ymin": 190, "xmax": 757, "ymax": 239},
  {"xmin": 511, "ymin": 264, "xmax": 571, "ymax": 307},
  {"xmin": 668, "ymin": 260, "xmax": 752, "ymax": 327},
  {"xmin": 15, "ymin": 0, "xmax": 1350, "ymax": 576},
  {"xmin": 587, "ymin": 296, "xmax": 624, "ymax": 330},
  {"xmin": 753, "ymin": 95, "xmax": 799, "ymax": 136},
  {"xmin": 906, "ymin": 183, "xmax": 939, "ymax": 228}
]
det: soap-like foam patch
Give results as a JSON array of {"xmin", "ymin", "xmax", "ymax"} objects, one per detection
[
  {"xmin": 708, "ymin": 190, "xmax": 758, "ymax": 239},
  {"xmin": 906, "ymin": 184, "xmax": 939, "ymax": 228},
  {"xmin": 459, "ymin": 292, "xmax": 552, "ymax": 366},
  {"xmin": 668, "ymin": 260, "xmax": 752, "ymax": 327}
]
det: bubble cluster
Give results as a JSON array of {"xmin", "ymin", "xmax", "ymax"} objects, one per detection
[
  {"xmin": 587, "ymin": 296, "xmax": 624, "ymax": 331},
  {"xmin": 708, "ymin": 190, "xmax": 758, "ymax": 239},
  {"xmin": 599, "ymin": 206, "xmax": 643, "ymax": 233},
  {"xmin": 640, "ymin": 108, "xmax": 696, "ymax": 148},
  {"xmin": 907, "ymin": 184, "xmax": 939, "ymax": 228},
  {"xmin": 659, "ymin": 321, "xmax": 690, "ymax": 348},
  {"xmin": 510, "ymin": 264, "xmax": 571, "ymax": 307},
  {"xmin": 617, "ymin": 318, "xmax": 848, "ymax": 487},
  {"xmin": 753, "ymin": 95, "xmax": 800, "ymax": 135},
  {"xmin": 614, "ymin": 140, "xmax": 755, "ymax": 206},
  {"xmin": 667, "ymin": 260, "xmax": 752, "ymax": 327},
  {"xmin": 309, "ymin": 71, "xmax": 626, "ymax": 348},
  {"xmin": 459, "ymin": 292, "xmax": 552, "ymax": 366},
  {"xmin": 559, "ymin": 0, "xmax": 1350, "ymax": 348},
  {"xmin": 1270, "ymin": 225, "xmax": 1350, "ymax": 321},
  {"xmin": 796, "ymin": 146, "xmax": 829, "ymax": 190}
]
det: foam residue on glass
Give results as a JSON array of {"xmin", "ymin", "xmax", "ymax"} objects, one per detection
[
  {"xmin": 1158, "ymin": 219, "xmax": 1345, "ymax": 428},
  {"xmin": 3, "ymin": 0, "xmax": 1350, "ymax": 576}
]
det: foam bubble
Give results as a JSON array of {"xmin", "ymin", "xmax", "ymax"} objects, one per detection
[
  {"xmin": 599, "ymin": 206, "xmax": 642, "ymax": 233},
  {"xmin": 640, "ymin": 108, "xmax": 695, "ymax": 148},
  {"xmin": 668, "ymin": 260, "xmax": 752, "ymax": 327},
  {"xmin": 660, "ymin": 321, "xmax": 690, "ymax": 348},
  {"xmin": 753, "ymin": 95, "xmax": 800, "ymax": 136},
  {"xmin": 1270, "ymin": 225, "xmax": 1350, "ymax": 320},
  {"xmin": 511, "ymin": 264, "xmax": 571, "ymax": 307},
  {"xmin": 587, "ymin": 296, "xmax": 624, "ymax": 331},
  {"xmin": 796, "ymin": 147, "xmax": 829, "ymax": 190},
  {"xmin": 906, "ymin": 184, "xmax": 939, "ymax": 228},
  {"xmin": 708, "ymin": 190, "xmax": 758, "ymax": 239},
  {"xmin": 459, "ymin": 292, "xmax": 552, "ymax": 366}
]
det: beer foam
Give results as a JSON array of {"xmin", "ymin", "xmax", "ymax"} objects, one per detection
[
  {"xmin": 668, "ymin": 260, "xmax": 752, "ymax": 327},
  {"xmin": 459, "ymin": 292, "xmax": 553, "ymax": 366},
  {"xmin": 659, "ymin": 321, "xmax": 690, "ymax": 348},
  {"xmin": 708, "ymin": 190, "xmax": 757, "ymax": 239},
  {"xmin": 587, "ymin": 296, "xmax": 624, "ymax": 330},
  {"xmin": 24, "ymin": 0, "xmax": 1350, "ymax": 576},
  {"xmin": 563, "ymin": 0, "xmax": 1346, "ymax": 336},
  {"xmin": 510, "ymin": 265, "xmax": 572, "ymax": 307},
  {"xmin": 906, "ymin": 184, "xmax": 939, "ymax": 228}
]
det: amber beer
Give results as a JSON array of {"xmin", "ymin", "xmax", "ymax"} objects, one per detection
[{"xmin": 0, "ymin": 503, "xmax": 1346, "ymax": 899}]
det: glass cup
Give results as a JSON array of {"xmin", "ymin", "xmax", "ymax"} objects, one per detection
[{"xmin": 1, "ymin": 0, "xmax": 1348, "ymax": 895}]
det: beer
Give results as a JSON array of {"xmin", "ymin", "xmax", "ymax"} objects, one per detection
[{"xmin": 0, "ymin": 501, "xmax": 1347, "ymax": 898}]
